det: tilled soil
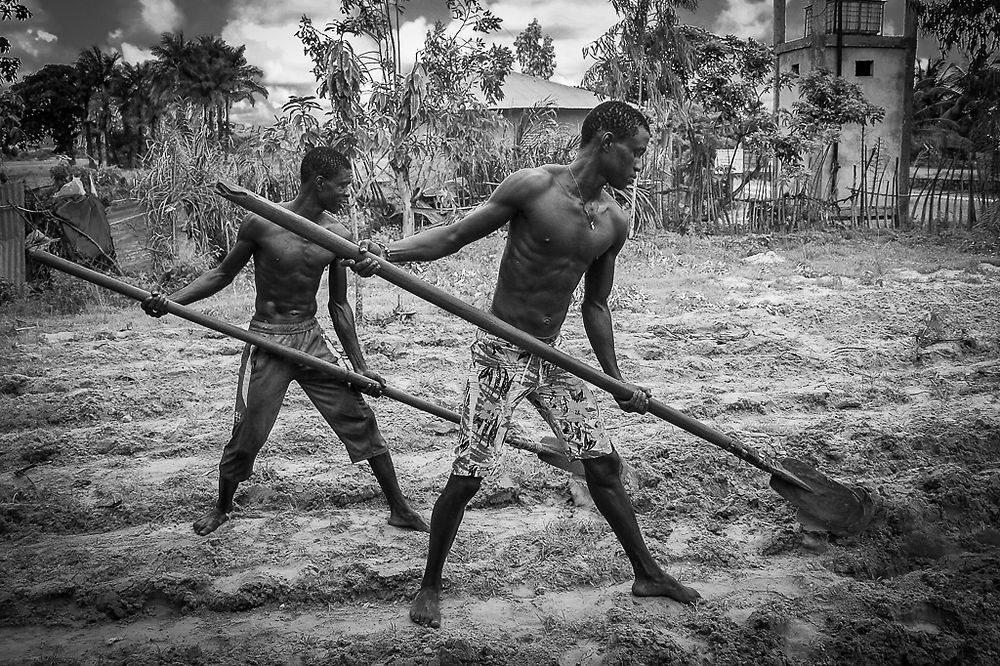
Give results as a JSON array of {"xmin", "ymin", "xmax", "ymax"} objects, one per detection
[{"xmin": 1, "ymin": 233, "xmax": 998, "ymax": 665}]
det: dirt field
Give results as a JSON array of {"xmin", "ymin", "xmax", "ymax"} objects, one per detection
[{"xmin": 2, "ymin": 231, "xmax": 999, "ymax": 665}]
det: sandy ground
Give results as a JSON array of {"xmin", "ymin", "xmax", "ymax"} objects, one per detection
[{"xmin": 1, "ymin": 231, "xmax": 999, "ymax": 665}]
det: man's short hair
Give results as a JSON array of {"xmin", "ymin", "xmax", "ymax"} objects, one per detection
[
  {"xmin": 300, "ymin": 147, "xmax": 351, "ymax": 183},
  {"xmin": 581, "ymin": 101, "xmax": 650, "ymax": 144}
]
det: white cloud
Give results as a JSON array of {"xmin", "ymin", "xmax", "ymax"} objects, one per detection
[
  {"xmin": 31, "ymin": 29, "xmax": 58, "ymax": 43},
  {"xmin": 13, "ymin": 32, "xmax": 41, "ymax": 57},
  {"xmin": 120, "ymin": 42, "xmax": 155, "ymax": 64},
  {"xmin": 221, "ymin": 19, "xmax": 316, "ymax": 87},
  {"xmin": 397, "ymin": 16, "xmax": 432, "ymax": 70},
  {"xmin": 221, "ymin": 0, "xmax": 619, "ymax": 124},
  {"xmin": 221, "ymin": 4, "xmax": 431, "ymax": 117},
  {"xmin": 108, "ymin": 29, "xmax": 123, "ymax": 41},
  {"xmin": 714, "ymin": 0, "xmax": 773, "ymax": 40},
  {"xmin": 140, "ymin": 0, "xmax": 182, "ymax": 34}
]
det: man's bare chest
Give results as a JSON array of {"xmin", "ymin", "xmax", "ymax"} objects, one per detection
[
  {"xmin": 520, "ymin": 191, "xmax": 618, "ymax": 253},
  {"xmin": 255, "ymin": 230, "xmax": 338, "ymax": 274}
]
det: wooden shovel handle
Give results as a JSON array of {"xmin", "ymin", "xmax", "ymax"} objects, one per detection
[
  {"xmin": 26, "ymin": 248, "xmax": 458, "ymax": 424},
  {"xmin": 215, "ymin": 181, "xmax": 811, "ymax": 491}
]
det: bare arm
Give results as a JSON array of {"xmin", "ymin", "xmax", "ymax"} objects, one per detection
[
  {"xmin": 581, "ymin": 219, "xmax": 650, "ymax": 413},
  {"xmin": 359, "ymin": 169, "xmax": 548, "ymax": 265},
  {"xmin": 581, "ymin": 242, "xmax": 625, "ymax": 382},
  {"xmin": 328, "ymin": 257, "xmax": 383, "ymax": 395},
  {"xmin": 328, "ymin": 261, "xmax": 369, "ymax": 372},
  {"xmin": 143, "ymin": 215, "xmax": 256, "ymax": 316}
]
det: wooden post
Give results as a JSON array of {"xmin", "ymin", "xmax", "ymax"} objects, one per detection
[
  {"xmin": 958, "ymin": 167, "xmax": 966, "ymax": 229},
  {"xmin": 860, "ymin": 141, "xmax": 869, "ymax": 229},
  {"xmin": 897, "ymin": 0, "xmax": 919, "ymax": 229},
  {"xmin": 967, "ymin": 163, "xmax": 977, "ymax": 229},
  {"xmin": 892, "ymin": 158, "xmax": 899, "ymax": 228},
  {"xmin": 943, "ymin": 161, "xmax": 954, "ymax": 228}
]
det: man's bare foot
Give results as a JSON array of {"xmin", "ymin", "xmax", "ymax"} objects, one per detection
[
  {"xmin": 193, "ymin": 508, "xmax": 229, "ymax": 536},
  {"xmin": 389, "ymin": 507, "xmax": 430, "ymax": 532},
  {"xmin": 409, "ymin": 587, "xmax": 441, "ymax": 628},
  {"xmin": 632, "ymin": 574, "xmax": 701, "ymax": 604}
]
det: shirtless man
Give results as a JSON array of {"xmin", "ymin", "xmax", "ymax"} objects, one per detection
[
  {"xmin": 354, "ymin": 101, "xmax": 701, "ymax": 627},
  {"xmin": 143, "ymin": 147, "xmax": 428, "ymax": 536}
]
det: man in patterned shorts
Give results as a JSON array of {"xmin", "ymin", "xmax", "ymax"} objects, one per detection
[
  {"xmin": 355, "ymin": 101, "xmax": 701, "ymax": 627},
  {"xmin": 142, "ymin": 147, "xmax": 427, "ymax": 537}
]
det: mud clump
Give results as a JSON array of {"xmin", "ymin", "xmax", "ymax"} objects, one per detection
[
  {"xmin": 812, "ymin": 555, "xmax": 1000, "ymax": 666},
  {"xmin": 470, "ymin": 474, "xmax": 521, "ymax": 509},
  {"xmin": 826, "ymin": 463, "xmax": 1000, "ymax": 580}
]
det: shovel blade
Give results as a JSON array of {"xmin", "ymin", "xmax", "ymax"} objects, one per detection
[{"xmin": 769, "ymin": 458, "xmax": 874, "ymax": 536}]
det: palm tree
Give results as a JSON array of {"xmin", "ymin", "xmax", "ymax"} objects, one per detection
[
  {"xmin": 216, "ymin": 42, "xmax": 267, "ymax": 138},
  {"xmin": 76, "ymin": 46, "xmax": 120, "ymax": 165},
  {"xmin": 111, "ymin": 61, "xmax": 163, "ymax": 166},
  {"xmin": 150, "ymin": 31, "xmax": 189, "ymax": 96},
  {"xmin": 183, "ymin": 35, "xmax": 230, "ymax": 136},
  {"xmin": 150, "ymin": 32, "xmax": 267, "ymax": 140}
]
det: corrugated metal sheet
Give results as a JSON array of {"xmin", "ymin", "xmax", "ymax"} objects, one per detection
[
  {"xmin": 0, "ymin": 181, "xmax": 25, "ymax": 285},
  {"xmin": 478, "ymin": 72, "xmax": 602, "ymax": 110},
  {"xmin": 107, "ymin": 199, "xmax": 152, "ymax": 273}
]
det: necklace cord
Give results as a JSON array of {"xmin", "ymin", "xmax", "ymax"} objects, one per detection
[{"xmin": 567, "ymin": 166, "xmax": 596, "ymax": 230}]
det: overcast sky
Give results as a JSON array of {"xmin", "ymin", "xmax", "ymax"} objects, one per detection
[{"xmin": 8, "ymin": 0, "xmax": 931, "ymax": 126}]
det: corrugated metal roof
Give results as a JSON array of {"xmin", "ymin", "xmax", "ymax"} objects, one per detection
[
  {"xmin": 0, "ymin": 182, "xmax": 25, "ymax": 285},
  {"xmin": 480, "ymin": 72, "xmax": 603, "ymax": 110}
]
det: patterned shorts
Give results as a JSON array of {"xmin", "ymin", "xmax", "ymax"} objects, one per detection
[{"xmin": 453, "ymin": 329, "xmax": 614, "ymax": 477}]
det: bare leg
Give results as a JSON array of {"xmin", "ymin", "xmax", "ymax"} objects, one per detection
[
  {"xmin": 410, "ymin": 474, "xmax": 482, "ymax": 628},
  {"xmin": 583, "ymin": 452, "xmax": 700, "ymax": 604},
  {"xmin": 193, "ymin": 477, "xmax": 238, "ymax": 536},
  {"xmin": 367, "ymin": 451, "xmax": 429, "ymax": 532}
]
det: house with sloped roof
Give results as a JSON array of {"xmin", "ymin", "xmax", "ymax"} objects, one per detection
[{"xmin": 476, "ymin": 72, "xmax": 604, "ymax": 138}]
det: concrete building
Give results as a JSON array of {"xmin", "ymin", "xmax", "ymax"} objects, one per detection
[{"xmin": 773, "ymin": 0, "xmax": 917, "ymax": 213}]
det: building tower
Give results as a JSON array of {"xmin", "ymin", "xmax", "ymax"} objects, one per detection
[{"xmin": 772, "ymin": 0, "xmax": 918, "ymax": 222}]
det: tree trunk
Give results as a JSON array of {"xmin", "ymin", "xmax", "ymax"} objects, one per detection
[
  {"xmin": 395, "ymin": 167, "xmax": 415, "ymax": 237},
  {"xmin": 96, "ymin": 124, "xmax": 107, "ymax": 167},
  {"xmin": 84, "ymin": 124, "xmax": 96, "ymax": 168}
]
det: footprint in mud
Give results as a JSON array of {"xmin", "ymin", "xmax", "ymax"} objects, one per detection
[{"xmin": 895, "ymin": 601, "xmax": 962, "ymax": 634}]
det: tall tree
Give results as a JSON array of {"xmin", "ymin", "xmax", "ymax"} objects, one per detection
[
  {"xmin": 675, "ymin": 27, "xmax": 786, "ymax": 204},
  {"xmin": 582, "ymin": 0, "xmax": 698, "ymax": 106},
  {"xmin": 76, "ymin": 46, "xmax": 120, "ymax": 165},
  {"xmin": 514, "ymin": 18, "xmax": 555, "ymax": 80},
  {"xmin": 0, "ymin": 0, "xmax": 31, "ymax": 84},
  {"xmin": 149, "ymin": 30, "xmax": 189, "ymax": 100},
  {"xmin": 781, "ymin": 69, "xmax": 885, "ymax": 202},
  {"xmin": 213, "ymin": 40, "xmax": 267, "ymax": 138},
  {"xmin": 298, "ymin": 0, "xmax": 512, "ymax": 237},
  {"xmin": 0, "ymin": 88, "xmax": 24, "ymax": 154},
  {"xmin": 150, "ymin": 32, "xmax": 267, "ymax": 140},
  {"xmin": 918, "ymin": 0, "xmax": 999, "ymax": 71},
  {"xmin": 11, "ymin": 63, "xmax": 86, "ymax": 155},
  {"xmin": 917, "ymin": 0, "xmax": 1000, "ymax": 161},
  {"xmin": 110, "ymin": 60, "xmax": 163, "ymax": 166}
]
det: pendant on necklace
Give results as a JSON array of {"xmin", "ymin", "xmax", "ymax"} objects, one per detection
[{"xmin": 582, "ymin": 202, "xmax": 595, "ymax": 230}]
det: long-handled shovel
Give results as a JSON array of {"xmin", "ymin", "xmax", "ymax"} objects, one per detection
[
  {"xmin": 216, "ymin": 181, "xmax": 875, "ymax": 536},
  {"xmin": 25, "ymin": 248, "xmax": 586, "ymax": 476}
]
